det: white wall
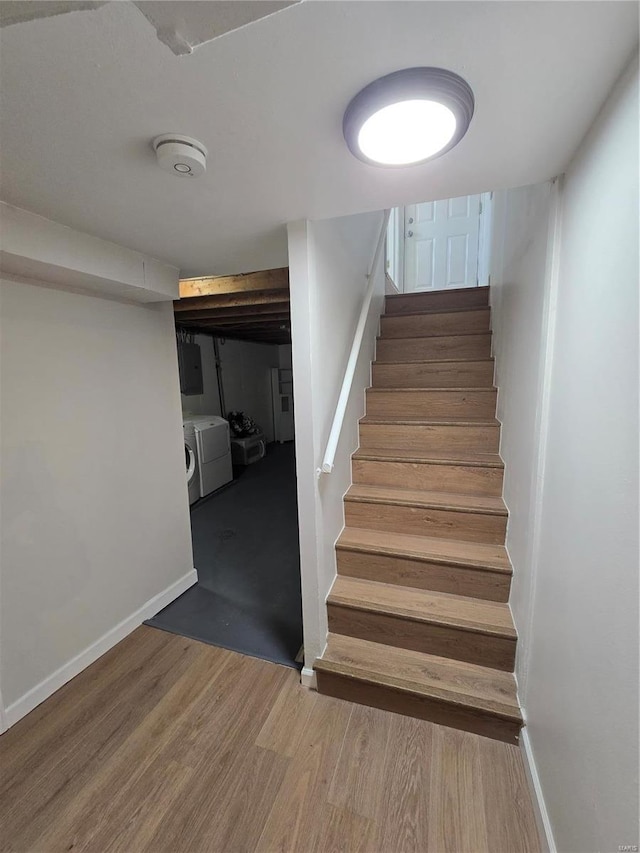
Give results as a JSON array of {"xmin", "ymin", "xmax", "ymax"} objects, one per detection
[
  {"xmin": 218, "ymin": 339, "xmax": 280, "ymax": 443},
  {"xmin": 288, "ymin": 211, "xmax": 384, "ymax": 672},
  {"xmin": 0, "ymin": 277, "xmax": 195, "ymax": 727},
  {"xmin": 180, "ymin": 334, "xmax": 280, "ymax": 442},
  {"xmin": 490, "ymin": 179, "xmax": 558, "ymax": 670},
  {"xmin": 490, "ymin": 54, "xmax": 638, "ymax": 853}
]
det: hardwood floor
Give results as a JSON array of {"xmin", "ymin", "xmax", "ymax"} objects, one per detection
[{"xmin": 0, "ymin": 626, "xmax": 541, "ymax": 853}]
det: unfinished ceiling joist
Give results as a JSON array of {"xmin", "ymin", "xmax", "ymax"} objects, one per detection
[
  {"xmin": 174, "ymin": 288, "xmax": 290, "ymax": 313},
  {"xmin": 175, "ymin": 266, "xmax": 290, "ymax": 345},
  {"xmin": 176, "ymin": 302, "xmax": 290, "ymax": 322},
  {"xmin": 179, "ymin": 312, "xmax": 290, "ymax": 328},
  {"xmin": 188, "ymin": 328, "xmax": 290, "ymax": 345},
  {"xmin": 178, "ymin": 267, "xmax": 288, "ymax": 299}
]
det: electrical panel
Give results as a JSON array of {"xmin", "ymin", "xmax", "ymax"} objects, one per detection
[{"xmin": 178, "ymin": 340, "xmax": 203, "ymax": 396}]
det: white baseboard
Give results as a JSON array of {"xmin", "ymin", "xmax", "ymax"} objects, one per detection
[
  {"xmin": 2, "ymin": 569, "xmax": 197, "ymax": 731},
  {"xmin": 300, "ymin": 666, "xmax": 317, "ymax": 689},
  {"xmin": 520, "ymin": 728, "xmax": 557, "ymax": 853},
  {"xmin": 0, "ymin": 688, "xmax": 7, "ymax": 735}
]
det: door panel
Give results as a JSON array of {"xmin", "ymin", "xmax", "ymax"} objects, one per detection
[
  {"xmin": 405, "ymin": 194, "xmax": 481, "ymax": 291},
  {"xmin": 416, "ymin": 238, "xmax": 435, "ymax": 289},
  {"xmin": 448, "ymin": 195, "xmax": 470, "ymax": 218},
  {"xmin": 447, "ymin": 233, "xmax": 469, "ymax": 286},
  {"xmin": 418, "ymin": 201, "xmax": 435, "ymax": 223}
]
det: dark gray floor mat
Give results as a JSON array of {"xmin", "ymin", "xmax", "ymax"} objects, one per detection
[{"xmin": 146, "ymin": 442, "xmax": 302, "ymax": 668}]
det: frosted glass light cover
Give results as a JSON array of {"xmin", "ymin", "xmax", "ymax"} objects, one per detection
[
  {"xmin": 342, "ymin": 68, "xmax": 474, "ymax": 167},
  {"xmin": 357, "ymin": 100, "xmax": 457, "ymax": 165}
]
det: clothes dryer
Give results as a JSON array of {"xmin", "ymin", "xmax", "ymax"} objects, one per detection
[{"xmin": 183, "ymin": 420, "xmax": 200, "ymax": 505}]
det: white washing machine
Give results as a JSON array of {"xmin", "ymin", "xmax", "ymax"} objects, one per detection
[
  {"xmin": 183, "ymin": 420, "xmax": 201, "ymax": 505},
  {"xmin": 192, "ymin": 416, "xmax": 233, "ymax": 498}
]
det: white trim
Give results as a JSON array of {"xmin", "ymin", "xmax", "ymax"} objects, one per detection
[
  {"xmin": 385, "ymin": 207, "xmax": 404, "ymax": 291},
  {"xmin": 301, "ymin": 637, "xmax": 327, "ymax": 690},
  {"xmin": 520, "ymin": 728, "xmax": 557, "ymax": 853},
  {"xmin": 477, "ymin": 191, "xmax": 494, "ymax": 286},
  {"xmin": 2, "ymin": 569, "xmax": 197, "ymax": 730},
  {"xmin": 300, "ymin": 666, "xmax": 317, "ymax": 690},
  {"xmin": 517, "ymin": 177, "xmax": 564, "ymax": 699},
  {"xmin": 0, "ymin": 688, "xmax": 7, "ymax": 735}
]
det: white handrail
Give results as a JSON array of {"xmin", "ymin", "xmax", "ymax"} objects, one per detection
[{"xmin": 318, "ymin": 209, "xmax": 391, "ymax": 476}]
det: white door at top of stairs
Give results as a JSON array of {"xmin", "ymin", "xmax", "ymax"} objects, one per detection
[{"xmin": 403, "ymin": 193, "xmax": 492, "ymax": 292}]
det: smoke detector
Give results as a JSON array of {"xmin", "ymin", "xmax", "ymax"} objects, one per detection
[{"xmin": 152, "ymin": 134, "xmax": 207, "ymax": 178}]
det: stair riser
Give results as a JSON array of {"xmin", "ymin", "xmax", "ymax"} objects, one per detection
[
  {"xmin": 327, "ymin": 604, "xmax": 516, "ymax": 671},
  {"xmin": 372, "ymin": 360, "xmax": 494, "ymax": 389},
  {"xmin": 380, "ymin": 308, "xmax": 490, "ymax": 338},
  {"xmin": 316, "ymin": 670, "xmax": 520, "ymax": 744},
  {"xmin": 345, "ymin": 501, "xmax": 507, "ymax": 544},
  {"xmin": 385, "ymin": 288, "xmax": 489, "ymax": 315},
  {"xmin": 366, "ymin": 389, "xmax": 497, "ymax": 420},
  {"xmin": 337, "ymin": 549, "xmax": 511, "ymax": 602},
  {"xmin": 359, "ymin": 422, "xmax": 500, "ymax": 453},
  {"xmin": 377, "ymin": 334, "xmax": 491, "ymax": 362},
  {"xmin": 352, "ymin": 458, "xmax": 503, "ymax": 496}
]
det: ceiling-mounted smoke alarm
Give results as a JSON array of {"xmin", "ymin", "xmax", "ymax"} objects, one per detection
[{"xmin": 152, "ymin": 134, "xmax": 207, "ymax": 177}]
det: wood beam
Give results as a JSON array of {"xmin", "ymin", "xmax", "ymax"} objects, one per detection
[
  {"xmin": 178, "ymin": 314, "xmax": 290, "ymax": 330},
  {"xmin": 195, "ymin": 323, "xmax": 288, "ymax": 335},
  {"xmin": 178, "ymin": 268, "xmax": 288, "ymax": 299},
  {"xmin": 176, "ymin": 302, "xmax": 290, "ymax": 322},
  {"xmin": 174, "ymin": 288, "xmax": 290, "ymax": 313},
  {"xmin": 185, "ymin": 327, "xmax": 290, "ymax": 345}
]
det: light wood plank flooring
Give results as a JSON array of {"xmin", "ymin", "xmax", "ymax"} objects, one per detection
[{"xmin": 0, "ymin": 626, "xmax": 541, "ymax": 853}]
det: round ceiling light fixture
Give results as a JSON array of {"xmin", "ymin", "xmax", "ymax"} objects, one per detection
[
  {"xmin": 343, "ymin": 67, "xmax": 474, "ymax": 167},
  {"xmin": 152, "ymin": 134, "xmax": 208, "ymax": 177}
]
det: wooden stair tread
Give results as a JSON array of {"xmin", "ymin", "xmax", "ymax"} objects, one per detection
[
  {"xmin": 316, "ymin": 634, "xmax": 521, "ymax": 721},
  {"xmin": 374, "ymin": 357, "xmax": 494, "ymax": 365},
  {"xmin": 381, "ymin": 305, "xmax": 489, "ymax": 318},
  {"xmin": 361, "ymin": 415, "xmax": 500, "ymax": 426},
  {"xmin": 345, "ymin": 483, "xmax": 507, "ymax": 516},
  {"xmin": 377, "ymin": 330, "xmax": 492, "ymax": 341},
  {"xmin": 386, "ymin": 286, "xmax": 487, "ymax": 300},
  {"xmin": 367, "ymin": 386, "xmax": 496, "ymax": 393},
  {"xmin": 353, "ymin": 447, "xmax": 503, "ymax": 468},
  {"xmin": 337, "ymin": 527, "xmax": 511, "ymax": 573},
  {"xmin": 328, "ymin": 576, "xmax": 516, "ymax": 638},
  {"xmin": 320, "ymin": 285, "xmax": 523, "ymax": 738}
]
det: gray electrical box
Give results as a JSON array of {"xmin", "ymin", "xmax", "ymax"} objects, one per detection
[{"xmin": 177, "ymin": 340, "xmax": 203, "ymax": 396}]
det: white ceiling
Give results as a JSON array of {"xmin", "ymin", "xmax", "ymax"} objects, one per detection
[
  {"xmin": 0, "ymin": 1, "xmax": 637, "ymax": 277},
  {"xmin": 132, "ymin": 1, "xmax": 300, "ymax": 56},
  {"xmin": 0, "ymin": 1, "xmax": 106, "ymax": 27}
]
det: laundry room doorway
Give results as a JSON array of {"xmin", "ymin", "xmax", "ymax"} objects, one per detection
[{"xmin": 146, "ymin": 271, "xmax": 303, "ymax": 670}]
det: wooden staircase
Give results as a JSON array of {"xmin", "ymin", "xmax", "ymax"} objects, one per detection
[{"xmin": 314, "ymin": 286, "xmax": 523, "ymax": 744}]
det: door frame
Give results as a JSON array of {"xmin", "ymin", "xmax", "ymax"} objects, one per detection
[
  {"xmin": 477, "ymin": 191, "xmax": 493, "ymax": 287},
  {"xmin": 385, "ymin": 206, "xmax": 405, "ymax": 291}
]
